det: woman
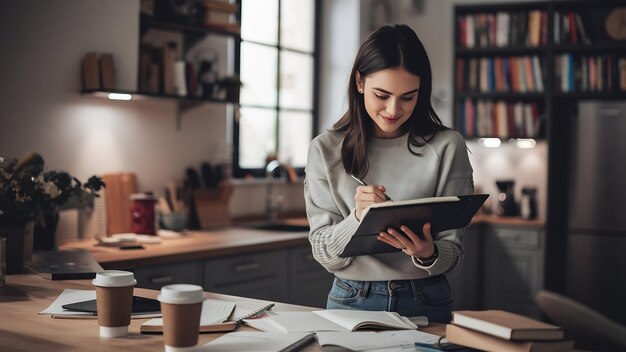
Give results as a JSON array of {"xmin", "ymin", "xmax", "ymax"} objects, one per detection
[{"xmin": 304, "ymin": 24, "xmax": 474, "ymax": 323}]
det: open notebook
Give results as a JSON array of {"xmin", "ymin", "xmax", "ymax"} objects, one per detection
[
  {"xmin": 244, "ymin": 310, "xmax": 417, "ymax": 333},
  {"xmin": 340, "ymin": 194, "xmax": 488, "ymax": 257}
]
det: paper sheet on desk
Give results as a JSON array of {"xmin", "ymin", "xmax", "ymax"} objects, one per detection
[
  {"xmin": 197, "ymin": 332, "xmax": 311, "ymax": 352},
  {"xmin": 316, "ymin": 330, "xmax": 442, "ymax": 351},
  {"xmin": 39, "ymin": 289, "xmax": 161, "ymax": 319},
  {"xmin": 141, "ymin": 299, "xmax": 235, "ymax": 328}
]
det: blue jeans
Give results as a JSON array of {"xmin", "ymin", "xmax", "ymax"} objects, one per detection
[{"xmin": 326, "ymin": 275, "xmax": 453, "ymax": 323}]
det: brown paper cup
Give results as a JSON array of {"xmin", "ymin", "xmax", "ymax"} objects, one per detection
[
  {"xmin": 161, "ymin": 301, "xmax": 203, "ymax": 348},
  {"xmin": 93, "ymin": 270, "xmax": 136, "ymax": 338},
  {"xmin": 95, "ymin": 285, "xmax": 134, "ymax": 327}
]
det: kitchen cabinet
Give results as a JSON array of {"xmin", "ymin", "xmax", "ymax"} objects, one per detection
[
  {"xmin": 288, "ymin": 246, "xmax": 334, "ymax": 308},
  {"xmin": 132, "ymin": 260, "xmax": 202, "ymax": 290},
  {"xmin": 483, "ymin": 225, "xmax": 545, "ymax": 318},
  {"xmin": 128, "ymin": 243, "xmax": 332, "ymax": 306},
  {"xmin": 203, "ymin": 250, "xmax": 289, "ymax": 303},
  {"xmin": 447, "ymin": 225, "xmax": 482, "ymax": 311},
  {"xmin": 446, "ymin": 218, "xmax": 545, "ymax": 317}
]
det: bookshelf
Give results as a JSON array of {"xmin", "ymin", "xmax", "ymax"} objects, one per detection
[
  {"xmin": 453, "ymin": 0, "xmax": 626, "ymax": 141},
  {"xmin": 454, "ymin": 0, "xmax": 626, "ymax": 297}
]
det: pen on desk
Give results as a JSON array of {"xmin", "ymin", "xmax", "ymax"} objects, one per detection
[
  {"xmin": 350, "ymin": 174, "xmax": 393, "ymax": 201},
  {"xmin": 279, "ymin": 333, "xmax": 317, "ymax": 352}
]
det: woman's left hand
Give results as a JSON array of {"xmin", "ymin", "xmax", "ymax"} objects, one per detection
[{"xmin": 377, "ymin": 223, "xmax": 435, "ymax": 259}]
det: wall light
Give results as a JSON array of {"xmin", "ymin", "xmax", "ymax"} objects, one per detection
[
  {"xmin": 108, "ymin": 93, "xmax": 132, "ymax": 101},
  {"xmin": 480, "ymin": 138, "xmax": 501, "ymax": 148},
  {"xmin": 515, "ymin": 138, "xmax": 536, "ymax": 149}
]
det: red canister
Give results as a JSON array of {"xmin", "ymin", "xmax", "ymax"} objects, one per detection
[{"xmin": 130, "ymin": 193, "xmax": 158, "ymax": 235}]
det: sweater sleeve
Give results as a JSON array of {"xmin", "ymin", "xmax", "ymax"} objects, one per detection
[
  {"xmin": 304, "ymin": 140, "xmax": 357, "ymax": 272},
  {"xmin": 414, "ymin": 131, "xmax": 474, "ymax": 275}
]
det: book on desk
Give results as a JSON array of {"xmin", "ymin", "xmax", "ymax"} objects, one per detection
[{"xmin": 446, "ymin": 310, "xmax": 574, "ymax": 352}]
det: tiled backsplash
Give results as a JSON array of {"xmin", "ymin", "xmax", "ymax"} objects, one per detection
[{"xmin": 467, "ymin": 140, "xmax": 548, "ymax": 219}]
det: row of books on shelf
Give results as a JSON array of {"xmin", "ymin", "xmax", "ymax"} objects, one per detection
[
  {"xmin": 456, "ymin": 56, "xmax": 545, "ymax": 93},
  {"xmin": 457, "ymin": 10, "xmax": 548, "ymax": 49},
  {"xmin": 458, "ymin": 99, "xmax": 541, "ymax": 139},
  {"xmin": 555, "ymin": 54, "xmax": 626, "ymax": 93},
  {"xmin": 446, "ymin": 310, "xmax": 575, "ymax": 352},
  {"xmin": 554, "ymin": 11, "xmax": 590, "ymax": 45}
]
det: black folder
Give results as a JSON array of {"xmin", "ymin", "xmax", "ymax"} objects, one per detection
[
  {"xmin": 339, "ymin": 194, "xmax": 489, "ymax": 257},
  {"xmin": 62, "ymin": 296, "xmax": 161, "ymax": 314}
]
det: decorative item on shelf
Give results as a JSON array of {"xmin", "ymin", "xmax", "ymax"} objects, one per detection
[
  {"xmin": 0, "ymin": 153, "xmax": 105, "ymax": 273},
  {"xmin": 202, "ymin": 0, "xmax": 240, "ymax": 34},
  {"xmin": 495, "ymin": 180, "xmax": 518, "ymax": 217},
  {"xmin": 216, "ymin": 74, "xmax": 243, "ymax": 102},
  {"xmin": 605, "ymin": 7, "xmax": 626, "ymax": 41},
  {"xmin": 153, "ymin": 0, "xmax": 204, "ymax": 25},
  {"xmin": 82, "ymin": 52, "xmax": 117, "ymax": 91},
  {"xmin": 520, "ymin": 187, "xmax": 538, "ymax": 220}
]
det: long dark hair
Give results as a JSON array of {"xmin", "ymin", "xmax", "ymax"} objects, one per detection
[{"xmin": 332, "ymin": 24, "xmax": 447, "ymax": 178}]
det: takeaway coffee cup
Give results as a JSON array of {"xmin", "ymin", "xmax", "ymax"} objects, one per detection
[
  {"xmin": 158, "ymin": 284, "xmax": 205, "ymax": 352},
  {"xmin": 92, "ymin": 270, "xmax": 137, "ymax": 338}
]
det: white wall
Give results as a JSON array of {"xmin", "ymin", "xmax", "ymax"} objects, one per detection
[
  {"xmin": 0, "ymin": 1, "xmax": 229, "ymax": 192},
  {"xmin": 319, "ymin": 0, "xmax": 361, "ymax": 132}
]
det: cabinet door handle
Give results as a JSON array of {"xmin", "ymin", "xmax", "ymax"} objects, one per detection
[
  {"xmin": 150, "ymin": 275, "xmax": 174, "ymax": 284},
  {"xmin": 233, "ymin": 262, "xmax": 261, "ymax": 272},
  {"xmin": 498, "ymin": 233, "xmax": 521, "ymax": 242}
]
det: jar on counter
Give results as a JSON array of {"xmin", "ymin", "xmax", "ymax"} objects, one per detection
[{"xmin": 130, "ymin": 192, "xmax": 158, "ymax": 235}]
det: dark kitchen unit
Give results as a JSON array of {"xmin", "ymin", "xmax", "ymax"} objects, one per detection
[{"xmin": 564, "ymin": 101, "xmax": 626, "ymax": 325}]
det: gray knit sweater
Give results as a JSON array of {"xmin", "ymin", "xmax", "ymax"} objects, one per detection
[{"xmin": 304, "ymin": 129, "xmax": 474, "ymax": 281}]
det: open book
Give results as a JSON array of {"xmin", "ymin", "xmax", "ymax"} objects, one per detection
[
  {"xmin": 340, "ymin": 194, "xmax": 489, "ymax": 257},
  {"xmin": 244, "ymin": 310, "xmax": 417, "ymax": 333},
  {"xmin": 141, "ymin": 299, "xmax": 236, "ymax": 333}
]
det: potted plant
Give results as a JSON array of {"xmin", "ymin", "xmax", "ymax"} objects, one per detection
[
  {"xmin": 0, "ymin": 153, "xmax": 105, "ymax": 273},
  {"xmin": 216, "ymin": 75, "xmax": 243, "ymax": 102}
]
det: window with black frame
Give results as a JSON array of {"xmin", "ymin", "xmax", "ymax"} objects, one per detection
[{"xmin": 234, "ymin": 0, "xmax": 318, "ymax": 178}]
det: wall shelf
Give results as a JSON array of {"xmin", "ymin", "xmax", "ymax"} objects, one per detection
[{"xmin": 81, "ymin": 89, "xmax": 236, "ymax": 130}]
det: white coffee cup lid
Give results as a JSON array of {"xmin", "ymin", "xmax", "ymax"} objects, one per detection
[
  {"xmin": 92, "ymin": 270, "xmax": 137, "ymax": 287},
  {"xmin": 158, "ymin": 284, "xmax": 204, "ymax": 304}
]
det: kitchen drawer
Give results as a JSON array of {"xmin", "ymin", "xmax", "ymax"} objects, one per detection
[
  {"xmin": 492, "ymin": 228, "xmax": 541, "ymax": 249},
  {"xmin": 288, "ymin": 246, "xmax": 333, "ymax": 308},
  {"xmin": 203, "ymin": 250, "xmax": 288, "ymax": 287},
  {"xmin": 289, "ymin": 245, "xmax": 326, "ymax": 273},
  {"xmin": 132, "ymin": 261, "xmax": 201, "ymax": 290}
]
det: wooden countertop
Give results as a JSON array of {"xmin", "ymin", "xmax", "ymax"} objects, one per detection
[
  {"xmin": 59, "ymin": 214, "xmax": 543, "ymax": 269},
  {"xmin": 0, "ymin": 275, "xmax": 445, "ymax": 352},
  {"xmin": 60, "ymin": 227, "xmax": 310, "ymax": 270},
  {"xmin": 472, "ymin": 214, "xmax": 545, "ymax": 228}
]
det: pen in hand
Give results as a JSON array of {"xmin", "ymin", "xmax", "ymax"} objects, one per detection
[{"xmin": 351, "ymin": 175, "xmax": 393, "ymax": 201}]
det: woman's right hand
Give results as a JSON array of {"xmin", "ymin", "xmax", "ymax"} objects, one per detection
[{"xmin": 354, "ymin": 185, "xmax": 388, "ymax": 221}]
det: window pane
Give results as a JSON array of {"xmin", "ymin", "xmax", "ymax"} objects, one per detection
[
  {"xmin": 241, "ymin": 0, "xmax": 278, "ymax": 45},
  {"xmin": 239, "ymin": 107, "xmax": 277, "ymax": 168},
  {"xmin": 280, "ymin": 0, "xmax": 314, "ymax": 53},
  {"xmin": 279, "ymin": 111, "xmax": 312, "ymax": 168},
  {"xmin": 240, "ymin": 42, "xmax": 277, "ymax": 107},
  {"xmin": 279, "ymin": 51, "xmax": 313, "ymax": 110}
]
